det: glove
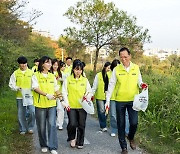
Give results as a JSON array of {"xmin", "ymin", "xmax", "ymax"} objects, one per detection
[
  {"xmin": 91, "ymin": 96, "xmax": 94, "ymax": 101},
  {"xmin": 65, "ymin": 106, "xmax": 71, "ymax": 112},
  {"xmin": 105, "ymin": 102, "xmax": 110, "ymax": 116},
  {"xmin": 46, "ymin": 94, "xmax": 55, "ymax": 100},
  {"xmin": 141, "ymin": 83, "xmax": 148, "ymax": 90}
]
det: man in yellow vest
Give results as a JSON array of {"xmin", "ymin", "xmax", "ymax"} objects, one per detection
[
  {"xmin": 64, "ymin": 57, "xmax": 72, "ymax": 76},
  {"xmin": 32, "ymin": 58, "xmax": 39, "ymax": 72},
  {"xmin": 105, "ymin": 47, "xmax": 148, "ymax": 154},
  {"xmin": 9, "ymin": 56, "xmax": 35, "ymax": 135}
]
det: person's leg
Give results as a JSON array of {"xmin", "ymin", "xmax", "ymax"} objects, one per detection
[
  {"xmin": 47, "ymin": 107, "xmax": 58, "ymax": 151},
  {"xmin": 35, "ymin": 107, "xmax": 48, "ymax": 148},
  {"xmin": 126, "ymin": 102, "xmax": 138, "ymax": 140},
  {"xmin": 96, "ymin": 99, "xmax": 107, "ymax": 129},
  {"xmin": 125, "ymin": 109, "xmax": 129, "ymax": 136},
  {"xmin": 116, "ymin": 102, "xmax": 127, "ymax": 150},
  {"xmin": 67, "ymin": 109, "xmax": 78, "ymax": 142},
  {"xmin": 17, "ymin": 99, "xmax": 27, "ymax": 133},
  {"xmin": 56, "ymin": 99, "xmax": 64, "ymax": 129},
  {"xmin": 110, "ymin": 100, "xmax": 117, "ymax": 134},
  {"xmin": 26, "ymin": 105, "xmax": 35, "ymax": 131},
  {"xmin": 76, "ymin": 109, "xmax": 87, "ymax": 146}
]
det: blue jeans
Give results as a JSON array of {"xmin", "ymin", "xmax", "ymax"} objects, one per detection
[
  {"xmin": 116, "ymin": 101, "xmax": 138, "ymax": 149},
  {"xmin": 110, "ymin": 101, "xmax": 129, "ymax": 134},
  {"xmin": 96, "ymin": 99, "xmax": 107, "ymax": 129},
  {"xmin": 35, "ymin": 107, "xmax": 58, "ymax": 150},
  {"xmin": 16, "ymin": 99, "xmax": 35, "ymax": 132}
]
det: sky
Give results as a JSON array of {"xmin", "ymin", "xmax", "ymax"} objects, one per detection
[{"xmin": 26, "ymin": 0, "xmax": 180, "ymax": 50}]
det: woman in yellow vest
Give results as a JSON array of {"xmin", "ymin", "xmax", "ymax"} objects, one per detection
[
  {"xmin": 32, "ymin": 56, "xmax": 61, "ymax": 154},
  {"xmin": 92, "ymin": 62, "xmax": 111, "ymax": 132},
  {"xmin": 62, "ymin": 59, "xmax": 92, "ymax": 149},
  {"xmin": 51, "ymin": 59, "xmax": 65, "ymax": 130},
  {"xmin": 9, "ymin": 56, "xmax": 35, "ymax": 135}
]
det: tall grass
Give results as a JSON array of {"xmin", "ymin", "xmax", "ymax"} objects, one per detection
[
  {"xmin": 0, "ymin": 87, "xmax": 33, "ymax": 154},
  {"xmin": 137, "ymin": 68, "xmax": 180, "ymax": 153}
]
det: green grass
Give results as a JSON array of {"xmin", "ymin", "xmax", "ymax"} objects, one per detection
[{"xmin": 0, "ymin": 87, "xmax": 33, "ymax": 154}]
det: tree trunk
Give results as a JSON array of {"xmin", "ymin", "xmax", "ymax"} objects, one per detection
[{"xmin": 93, "ymin": 48, "xmax": 99, "ymax": 74}]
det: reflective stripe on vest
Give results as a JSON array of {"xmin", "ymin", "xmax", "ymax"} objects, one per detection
[{"xmin": 115, "ymin": 63, "xmax": 139, "ymax": 101}]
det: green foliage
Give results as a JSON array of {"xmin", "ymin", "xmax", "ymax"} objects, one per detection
[
  {"xmin": 64, "ymin": 0, "xmax": 151, "ymax": 73},
  {"xmin": 137, "ymin": 70, "xmax": 180, "ymax": 153},
  {"xmin": 0, "ymin": 88, "xmax": 33, "ymax": 153}
]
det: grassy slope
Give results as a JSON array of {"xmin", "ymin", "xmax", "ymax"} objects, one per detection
[{"xmin": 0, "ymin": 88, "xmax": 33, "ymax": 154}]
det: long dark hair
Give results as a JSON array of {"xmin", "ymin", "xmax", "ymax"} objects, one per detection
[
  {"xmin": 50, "ymin": 59, "xmax": 62, "ymax": 78},
  {"xmin": 38, "ymin": 56, "xmax": 52, "ymax": 73},
  {"xmin": 102, "ymin": 61, "xmax": 111, "ymax": 92},
  {"xmin": 71, "ymin": 59, "xmax": 84, "ymax": 78},
  {"xmin": 110, "ymin": 59, "xmax": 120, "ymax": 71}
]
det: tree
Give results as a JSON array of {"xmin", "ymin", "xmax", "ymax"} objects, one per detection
[
  {"xmin": 64, "ymin": 0, "xmax": 151, "ymax": 73},
  {"xmin": 167, "ymin": 54, "xmax": 180, "ymax": 68}
]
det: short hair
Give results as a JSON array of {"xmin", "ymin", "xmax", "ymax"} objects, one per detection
[
  {"xmin": 17, "ymin": 56, "xmax": 27, "ymax": 64},
  {"xmin": 119, "ymin": 47, "xmax": 131, "ymax": 56},
  {"xmin": 66, "ymin": 57, "xmax": 72, "ymax": 61}
]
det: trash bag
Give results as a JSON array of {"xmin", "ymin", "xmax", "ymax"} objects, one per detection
[
  {"xmin": 79, "ymin": 98, "xmax": 94, "ymax": 114},
  {"xmin": 21, "ymin": 89, "xmax": 33, "ymax": 106},
  {"xmin": 133, "ymin": 88, "xmax": 148, "ymax": 112}
]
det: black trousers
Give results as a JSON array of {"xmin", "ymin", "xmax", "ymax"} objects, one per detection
[{"xmin": 67, "ymin": 109, "xmax": 87, "ymax": 146}]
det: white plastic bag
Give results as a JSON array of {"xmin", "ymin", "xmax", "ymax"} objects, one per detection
[
  {"xmin": 133, "ymin": 88, "xmax": 148, "ymax": 112},
  {"xmin": 79, "ymin": 98, "xmax": 94, "ymax": 115},
  {"xmin": 21, "ymin": 89, "xmax": 33, "ymax": 106}
]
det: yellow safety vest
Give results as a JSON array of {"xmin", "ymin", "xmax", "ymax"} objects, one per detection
[
  {"xmin": 115, "ymin": 63, "xmax": 139, "ymax": 101},
  {"xmin": 64, "ymin": 65, "xmax": 72, "ymax": 75},
  {"xmin": 32, "ymin": 65, "xmax": 38, "ymax": 72},
  {"xmin": 14, "ymin": 68, "xmax": 33, "ymax": 98},
  {"xmin": 67, "ymin": 75, "xmax": 87, "ymax": 109},
  {"xmin": 54, "ymin": 71, "xmax": 62, "ymax": 92},
  {"xmin": 95, "ymin": 72, "xmax": 106, "ymax": 100},
  {"xmin": 33, "ymin": 72, "xmax": 56, "ymax": 108}
]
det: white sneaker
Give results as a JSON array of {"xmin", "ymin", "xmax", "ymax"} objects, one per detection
[
  {"xmin": 111, "ymin": 133, "xmax": 116, "ymax": 137},
  {"xmin": 58, "ymin": 126, "xmax": 63, "ymax": 130},
  {"xmin": 101, "ymin": 127, "xmax": 107, "ymax": 132},
  {"xmin": 28, "ymin": 130, "xmax": 34, "ymax": 134},
  {"xmin": 20, "ymin": 132, "xmax": 26, "ymax": 135},
  {"xmin": 41, "ymin": 147, "xmax": 48, "ymax": 153},
  {"xmin": 50, "ymin": 150, "xmax": 58, "ymax": 154}
]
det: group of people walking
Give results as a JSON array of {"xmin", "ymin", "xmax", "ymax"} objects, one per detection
[{"xmin": 9, "ymin": 47, "xmax": 147, "ymax": 154}]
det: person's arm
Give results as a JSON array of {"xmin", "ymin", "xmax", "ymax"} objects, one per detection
[
  {"xmin": 32, "ymin": 75, "xmax": 55, "ymax": 100},
  {"xmin": 138, "ymin": 69, "xmax": 148, "ymax": 89},
  {"xmin": 9, "ymin": 72, "xmax": 21, "ymax": 91},
  {"xmin": 85, "ymin": 80, "xmax": 93, "ymax": 101},
  {"xmin": 62, "ymin": 78, "xmax": 70, "ymax": 111},
  {"xmin": 106, "ymin": 69, "xmax": 117, "ymax": 104},
  {"xmin": 91, "ymin": 74, "xmax": 98, "ymax": 96}
]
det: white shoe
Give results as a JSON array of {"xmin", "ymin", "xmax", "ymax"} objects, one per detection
[
  {"xmin": 28, "ymin": 130, "xmax": 34, "ymax": 134},
  {"xmin": 20, "ymin": 132, "xmax": 26, "ymax": 135},
  {"xmin": 111, "ymin": 133, "xmax": 116, "ymax": 137},
  {"xmin": 50, "ymin": 150, "xmax": 58, "ymax": 154},
  {"xmin": 58, "ymin": 126, "xmax": 63, "ymax": 130},
  {"xmin": 41, "ymin": 147, "xmax": 48, "ymax": 153},
  {"xmin": 101, "ymin": 127, "xmax": 107, "ymax": 132},
  {"xmin": 77, "ymin": 146, "xmax": 83, "ymax": 149}
]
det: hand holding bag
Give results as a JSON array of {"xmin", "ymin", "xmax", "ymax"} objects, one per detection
[
  {"xmin": 133, "ymin": 88, "xmax": 148, "ymax": 112},
  {"xmin": 21, "ymin": 89, "xmax": 33, "ymax": 106}
]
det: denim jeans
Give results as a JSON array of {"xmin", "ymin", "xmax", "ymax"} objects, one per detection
[
  {"xmin": 35, "ymin": 107, "xmax": 58, "ymax": 150},
  {"xmin": 67, "ymin": 109, "xmax": 87, "ymax": 146},
  {"xmin": 110, "ymin": 101, "xmax": 129, "ymax": 134},
  {"xmin": 96, "ymin": 99, "xmax": 107, "ymax": 129},
  {"xmin": 116, "ymin": 101, "xmax": 138, "ymax": 149},
  {"xmin": 16, "ymin": 99, "xmax": 35, "ymax": 132}
]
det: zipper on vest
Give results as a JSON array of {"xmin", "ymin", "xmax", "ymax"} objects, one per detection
[{"xmin": 38, "ymin": 94, "xmax": 40, "ymax": 103}]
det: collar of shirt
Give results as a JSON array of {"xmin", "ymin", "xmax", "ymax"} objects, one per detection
[{"xmin": 122, "ymin": 62, "xmax": 132, "ymax": 73}]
